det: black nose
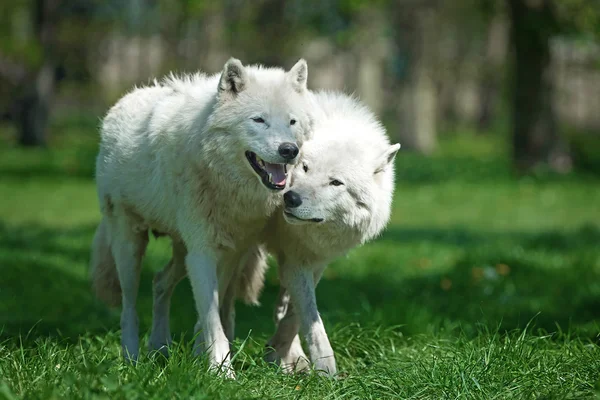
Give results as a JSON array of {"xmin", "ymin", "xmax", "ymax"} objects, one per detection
[
  {"xmin": 278, "ymin": 142, "xmax": 299, "ymax": 160},
  {"xmin": 283, "ymin": 191, "xmax": 302, "ymax": 208}
]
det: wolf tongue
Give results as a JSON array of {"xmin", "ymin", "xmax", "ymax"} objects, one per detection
[{"xmin": 264, "ymin": 162, "xmax": 286, "ymax": 185}]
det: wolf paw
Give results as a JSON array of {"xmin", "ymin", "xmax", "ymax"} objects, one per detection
[
  {"xmin": 313, "ymin": 356, "xmax": 337, "ymax": 377},
  {"xmin": 264, "ymin": 344, "xmax": 310, "ymax": 374},
  {"xmin": 208, "ymin": 361, "xmax": 236, "ymax": 380},
  {"xmin": 148, "ymin": 342, "xmax": 170, "ymax": 359},
  {"xmin": 282, "ymin": 354, "xmax": 311, "ymax": 374}
]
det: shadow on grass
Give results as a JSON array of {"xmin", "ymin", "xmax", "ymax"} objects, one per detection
[
  {"xmin": 0, "ymin": 223, "xmax": 112, "ymax": 340},
  {"xmin": 318, "ymin": 255, "xmax": 600, "ymax": 340},
  {"xmin": 1, "ymin": 222, "xmax": 599, "ymax": 347},
  {"xmin": 380, "ymin": 223, "xmax": 600, "ymax": 251},
  {"xmin": 394, "ymin": 152, "xmax": 600, "ymax": 185},
  {"xmin": 0, "ymin": 146, "xmax": 98, "ymax": 181},
  {"xmin": 0, "ymin": 132, "xmax": 99, "ymax": 182},
  {"xmin": 395, "ymin": 154, "xmax": 511, "ymax": 184}
]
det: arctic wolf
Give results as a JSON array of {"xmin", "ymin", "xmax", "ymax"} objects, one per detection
[
  {"xmin": 90, "ymin": 57, "xmax": 313, "ymax": 375},
  {"xmin": 149, "ymin": 91, "xmax": 399, "ymax": 376},
  {"xmin": 258, "ymin": 91, "xmax": 400, "ymax": 376}
]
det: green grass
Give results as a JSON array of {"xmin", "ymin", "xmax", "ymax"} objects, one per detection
[{"xmin": 1, "ymin": 122, "xmax": 600, "ymax": 399}]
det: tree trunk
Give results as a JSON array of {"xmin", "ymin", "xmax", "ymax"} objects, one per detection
[
  {"xmin": 507, "ymin": 0, "xmax": 571, "ymax": 173},
  {"xmin": 477, "ymin": 15, "xmax": 508, "ymax": 132},
  {"xmin": 17, "ymin": 0, "xmax": 59, "ymax": 147},
  {"xmin": 237, "ymin": 0, "xmax": 290, "ymax": 67},
  {"xmin": 197, "ymin": 7, "xmax": 228, "ymax": 73},
  {"xmin": 393, "ymin": 5, "xmax": 438, "ymax": 154},
  {"xmin": 354, "ymin": 9, "xmax": 389, "ymax": 115}
]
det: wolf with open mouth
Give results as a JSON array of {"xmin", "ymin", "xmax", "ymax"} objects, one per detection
[
  {"xmin": 90, "ymin": 57, "xmax": 315, "ymax": 377},
  {"xmin": 142, "ymin": 90, "xmax": 400, "ymax": 378}
]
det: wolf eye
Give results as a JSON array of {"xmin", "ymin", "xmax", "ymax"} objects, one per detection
[
  {"xmin": 290, "ymin": 119, "xmax": 297, "ymax": 126},
  {"xmin": 252, "ymin": 117, "xmax": 265, "ymax": 123},
  {"xmin": 330, "ymin": 179, "xmax": 344, "ymax": 186},
  {"xmin": 302, "ymin": 163, "xmax": 308, "ymax": 173}
]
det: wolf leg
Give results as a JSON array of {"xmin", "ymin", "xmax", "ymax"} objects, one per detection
[
  {"xmin": 280, "ymin": 266, "xmax": 336, "ymax": 376},
  {"xmin": 149, "ymin": 239, "xmax": 187, "ymax": 356},
  {"xmin": 109, "ymin": 214, "xmax": 148, "ymax": 363},
  {"xmin": 185, "ymin": 249, "xmax": 234, "ymax": 378},
  {"xmin": 220, "ymin": 277, "xmax": 237, "ymax": 346},
  {"xmin": 218, "ymin": 250, "xmax": 248, "ymax": 346},
  {"xmin": 265, "ymin": 286, "xmax": 310, "ymax": 373}
]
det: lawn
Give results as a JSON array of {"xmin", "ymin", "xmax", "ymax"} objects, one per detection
[{"xmin": 1, "ymin": 120, "xmax": 600, "ymax": 399}]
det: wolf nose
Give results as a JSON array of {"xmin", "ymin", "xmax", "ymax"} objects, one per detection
[
  {"xmin": 283, "ymin": 191, "xmax": 302, "ymax": 208},
  {"xmin": 278, "ymin": 142, "xmax": 299, "ymax": 160}
]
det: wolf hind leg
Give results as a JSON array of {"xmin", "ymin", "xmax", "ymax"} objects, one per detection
[
  {"xmin": 108, "ymin": 212, "xmax": 149, "ymax": 363},
  {"xmin": 149, "ymin": 239, "xmax": 187, "ymax": 357},
  {"xmin": 90, "ymin": 217, "xmax": 121, "ymax": 307}
]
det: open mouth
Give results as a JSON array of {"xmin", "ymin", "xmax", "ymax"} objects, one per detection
[
  {"xmin": 245, "ymin": 151, "xmax": 288, "ymax": 191},
  {"xmin": 284, "ymin": 210, "xmax": 324, "ymax": 223}
]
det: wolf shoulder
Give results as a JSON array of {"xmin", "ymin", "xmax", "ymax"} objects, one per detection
[{"xmin": 99, "ymin": 73, "xmax": 221, "ymax": 152}]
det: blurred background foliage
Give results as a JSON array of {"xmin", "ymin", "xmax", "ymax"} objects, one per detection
[
  {"xmin": 0, "ymin": 0, "xmax": 599, "ymax": 174},
  {"xmin": 1, "ymin": 5, "xmax": 600, "ymax": 395}
]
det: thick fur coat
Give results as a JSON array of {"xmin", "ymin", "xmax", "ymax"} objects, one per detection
[
  {"xmin": 146, "ymin": 91, "xmax": 399, "ymax": 376},
  {"xmin": 90, "ymin": 58, "xmax": 315, "ymax": 376},
  {"xmin": 255, "ymin": 91, "xmax": 400, "ymax": 375}
]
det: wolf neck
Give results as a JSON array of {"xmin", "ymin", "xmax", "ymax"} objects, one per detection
[
  {"xmin": 201, "ymin": 130, "xmax": 280, "ymax": 210},
  {"xmin": 186, "ymin": 131, "xmax": 282, "ymax": 250},
  {"xmin": 270, "ymin": 213, "xmax": 363, "ymax": 265}
]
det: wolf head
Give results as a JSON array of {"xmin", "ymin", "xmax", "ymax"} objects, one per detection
[
  {"xmin": 210, "ymin": 57, "xmax": 314, "ymax": 192},
  {"xmin": 282, "ymin": 92, "xmax": 400, "ymax": 242}
]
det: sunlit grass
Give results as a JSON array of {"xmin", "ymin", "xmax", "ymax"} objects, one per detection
[{"xmin": 1, "ymin": 123, "xmax": 599, "ymax": 399}]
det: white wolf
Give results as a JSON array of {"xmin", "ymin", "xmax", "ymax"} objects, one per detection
[
  {"xmin": 257, "ymin": 91, "xmax": 400, "ymax": 376},
  {"xmin": 149, "ymin": 91, "xmax": 399, "ymax": 376},
  {"xmin": 90, "ymin": 57, "xmax": 314, "ymax": 376}
]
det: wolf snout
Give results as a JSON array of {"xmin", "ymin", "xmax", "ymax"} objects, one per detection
[
  {"xmin": 283, "ymin": 191, "xmax": 302, "ymax": 208},
  {"xmin": 278, "ymin": 142, "xmax": 299, "ymax": 160}
]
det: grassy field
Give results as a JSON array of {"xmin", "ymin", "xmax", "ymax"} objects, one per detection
[{"xmin": 1, "ymin": 121, "xmax": 600, "ymax": 399}]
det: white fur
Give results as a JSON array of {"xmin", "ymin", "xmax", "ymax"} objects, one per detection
[
  {"xmin": 147, "ymin": 91, "xmax": 399, "ymax": 377},
  {"xmin": 259, "ymin": 91, "xmax": 400, "ymax": 376},
  {"xmin": 90, "ymin": 58, "xmax": 315, "ymax": 376}
]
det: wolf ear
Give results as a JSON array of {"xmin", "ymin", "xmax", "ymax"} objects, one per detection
[
  {"xmin": 374, "ymin": 143, "xmax": 401, "ymax": 174},
  {"xmin": 218, "ymin": 58, "xmax": 248, "ymax": 97},
  {"xmin": 287, "ymin": 59, "xmax": 308, "ymax": 93}
]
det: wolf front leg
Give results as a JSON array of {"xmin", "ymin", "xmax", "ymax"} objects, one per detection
[
  {"xmin": 281, "ymin": 266, "xmax": 336, "ymax": 377},
  {"xmin": 185, "ymin": 249, "xmax": 234, "ymax": 378},
  {"xmin": 265, "ymin": 287, "xmax": 310, "ymax": 373}
]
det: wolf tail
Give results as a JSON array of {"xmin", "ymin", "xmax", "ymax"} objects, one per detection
[
  {"xmin": 236, "ymin": 245, "xmax": 269, "ymax": 306},
  {"xmin": 90, "ymin": 217, "xmax": 122, "ymax": 307}
]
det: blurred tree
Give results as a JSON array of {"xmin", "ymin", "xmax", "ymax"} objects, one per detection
[
  {"xmin": 391, "ymin": 0, "xmax": 439, "ymax": 154},
  {"xmin": 507, "ymin": 0, "xmax": 572, "ymax": 173},
  {"xmin": 428, "ymin": 0, "xmax": 504, "ymax": 133},
  {"xmin": 476, "ymin": 0, "xmax": 508, "ymax": 132},
  {"xmin": 16, "ymin": 0, "xmax": 60, "ymax": 147},
  {"xmin": 0, "ymin": 0, "xmax": 60, "ymax": 147},
  {"xmin": 555, "ymin": 0, "xmax": 600, "ymax": 39},
  {"xmin": 224, "ymin": 0, "xmax": 301, "ymax": 67}
]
